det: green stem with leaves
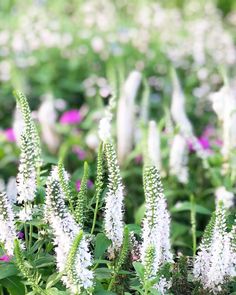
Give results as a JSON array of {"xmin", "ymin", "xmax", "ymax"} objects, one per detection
[
  {"xmin": 91, "ymin": 143, "xmax": 104, "ymax": 234},
  {"xmin": 108, "ymin": 227, "xmax": 130, "ymax": 291},
  {"xmin": 190, "ymin": 195, "xmax": 197, "ymax": 256},
  {"xmin": 14, "ymin": 239, "xmax": 46, "ymax": 294}
]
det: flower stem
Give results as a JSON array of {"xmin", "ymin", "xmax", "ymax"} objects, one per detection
[
  {"xmin": 29, "ymin": 224, "xmax": 33, "ymax": 249},
  {"xmin": 24, "ymin": 223, "xmax": 29, "ymax": 249},
  {"xmin": 91, "ymin": 195, "xmax": 99, "ymax": 235},
  {"xmin": 190, "ymin": 195, "xmax": 197, "ymax": 256}
]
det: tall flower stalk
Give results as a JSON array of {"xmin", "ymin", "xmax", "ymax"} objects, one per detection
[
  {"xmin": 193, "ymin": 203, "xmax": 235, "ymax": 293},
  {"xmin": 209, "ymin": 83, "xmax": 236, "ymax": 160},
  {"xmin": 14, "ymin": 91, "xmax": 42, "ymax": 207},
  {"xmin": 45, "ymin": 166, "xmax": 94, "ymax": 293},
  {"xmin": 117, "ymin": 70, "xmax": 142, "ymax": 164},
  {"xmin": 38, "ymin": 93, "xmax": 60, "ymax": 153},
  {"xmin": 141, "ymin": 166, "xmax": 172, "ymax": 294},
  {"xmin": 14, "ymin": 91, "xmax": 42, "ymax": 170},
  {"xmin": 171, "ymin": 69, "xmax": 207, "ymax": 160},
  {"xmin": 169, "ymin": 134, "xmax": 189, "ymax": 184},
  {"xmin": 0, "ymin": 192, "xmax": 16, "ymax": 256},
  {"xmin": 98, "ymin": 116, "xmax": 125, "ymax": 257},
  {"xmin": 91, "ymin": 143, "xmax": 104, "ymax": 234},
  {"xmin": 146, "ymin": 120, "xmax": 161, "ymax": 169}
]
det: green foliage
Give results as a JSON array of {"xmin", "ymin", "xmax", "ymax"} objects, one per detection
[
  {"xmin": 115, "ymin": 227, "xmax": 130, "ymax": 272},
  {"xmin": 143, "ymin": 246, "xmax": 156, "ymax": 283},
  {"xmin": 172, "ymin": 256, "xmax": 193, "ymax": 295},
  {"xmin": 91, "ymin": 143, "xmax": 105, "ymax": 234},
  {"xmin": 65, "ymin": 230, "xmax": 86, "ymax": 294},
  {"xmin": 108, "ymin": 227, "xmax": 130, "ymax": 292},
  {"xmin": 14, "ymin": 239, "xmax": 45, "ymax": 294},
  {"xmin": 201, "ymin": 212, "xmax": 216, "ymax": 247}
]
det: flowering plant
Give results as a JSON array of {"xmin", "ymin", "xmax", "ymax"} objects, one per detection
[{"xmin": 0, "ymin": 91, "xmax": 235, "ymax": 295}]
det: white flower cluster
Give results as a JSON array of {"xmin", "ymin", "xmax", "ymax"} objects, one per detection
[
  {"xmin": 98, "ymin": 115, "xmax": 125, "ymax": 256},
  {"xmin": 157, "ymin": 276, "xmax": 172, "ymax": 295},
  {"xmin": 0, "ymin": 177, "xmax": 17, "ymax": 204},
  {"xmin": 147, "ymin": 120, "xmax": 161, "ymax": 170},
  {"xmin": 18, "ymin": 205, "xmax": 33, "ymax": 222},
  {"xmin": 38, "ymin": 94, "xmax": 60, "ymax": 153},
  {"xmin": 170, "ymin": 69, "xmax": 193, "ymax": 137},
  {"xmin": 45, "ymin": 167, "xmax": 94, "ymax": 293},
  {"xmin": 17, "ymin": 133, "xmax": 37, "ymax": 204},
  {"xmin": 15, "ymin": 91, "xmax": 41, "ymax": 205},
  {"xmin": 169, "ymin": 134, "xmax": 188, "ymax": 184},
  {"xmin": 98, "ymin": 117, "xmax": 112, "ymax": 142},
  {"xmin": 67, "ymin": 237, "xmax": 94, "ymax": 294},
  {"xmin": 117, "ymin": 70, "xmax": 142, "ymax": 164},
  {"xmin": 0, "ymin": 192, "xmax": 17, "ymax": 255},
  {"xmin": 141, "ymin": 166, "xmax": 172, "ymax": 293},
  {"xmin": 169, "ymin": 69, "xmax": 209, "ymax": 183},
  {"xmin": 171, "ymin": 69, "xmax": 207, "ymax": 160},
  {"xmin": 210, "ymin": 85, "xmax": 236, "ymax": 159},
  {"xmin": 103, "ymin": 142, "xmax": 125, "ymax": 257},
  {"xmin": 215, "ymin": 186, "xmax": 234, "ymax": 209},
  {"xmin": 193, "ymin": 204, "xmax": 236, "ymax": 293}
]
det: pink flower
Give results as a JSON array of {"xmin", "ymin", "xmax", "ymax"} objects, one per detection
[
  {"xmin": 188, "ymin": 136, "xmax": 211, "ymax": 152},
  {"xmin": 202, "ymin": 126, "xmax": 214, "ymax": 137},
  {"xmin": 72, "ymin": 146, "xmax": 86, "ymax": 160},
  {"xmin": 4, "ymin": 128, "xmax": 16, "ymax": 142},
  {"xmin": 214, "ymin": 139, "xmax": 223, "ymax": 147},
  {"xmin": 131, "ymin": 254, "xmax": 139, "ymax": 262},
  {"xmin": 76, "ymin": 179, "xmax": 94, "ymax": 192},
  {"xmin": 59, "ymin": 109, "xmax": 82, "ymax": 125},
  {"xmin": 198, "ymin": 136, "xmax": 210, "ymax": 150},
  {"xmin": 135, "ymin": 155, "xmax": 143, "ymax": 164},
  {"xmin": 0, "ymin": 255, "xmax": 11, "ymax": 262}
]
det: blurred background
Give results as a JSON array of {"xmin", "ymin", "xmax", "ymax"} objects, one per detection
[{"xmin": 1, "ymin": 0, "xmax": 236, "ymax": 254}]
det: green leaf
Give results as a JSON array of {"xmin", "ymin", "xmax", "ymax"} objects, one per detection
[
  {"xmin": 0, "ymin": 264, "xmax": 18, "ymax": 279},
  {"xmin": 34, "ymin": 255, "xmax": 55, "ymax": 268},
  {"xmin": 171, "ymin": 202, "xmax": 211, "ymax": 215},
  {"xmin": 0, "ymin": 276, "xmax": 25, "ymax": 295},
  {"xmin": 135, "ymin": 204, "xmax": 145, "ymax": 225},
  {"xmin": 126, "ymin": 224, "xmax": 141, "ymax": 235},
  {"xmin": 95, "ymin": 268, "xmax": 113, "ymax": 280},
  {"xmin": 95, "ymin": 291, "xmax": 116, "ymax": 295},
  {"xmin": 171, "ymin": 222, "xmax": 189, "ymax": 240},
  {"xmin": 95, "ymin": 233, "xmax": 111, "ymax": 259},
  {"xmin": 46, "ymin": 272, "xmax": 63, "ymax": 289},
  {"xmin": 45, "ymin": 288, "xmax": 70, "ymax": 295},
  {"xmin": 150, "ymin": 288, "xmax": 161, "ymax": 295},
  {"xmin": 133, "ymin": 262, "xmax": 144, "ymax": 280}
]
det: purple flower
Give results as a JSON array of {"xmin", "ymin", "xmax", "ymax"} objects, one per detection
[
  {"xmin": 187, "ymin": 140, "xmax": 194, "ymax": 152},
  {"xmin": 0, "ymin": 255, "xmax": 11, "ymax": 262},
  {"xmin": 72, "ymin": 146, "xmax": 86, "ymax": 160},
  {"xmin": 76, "ymin": 179, "xmax": 94, "ymax": 192},
  {"xmin": 17, "ymin": 231, "xmax": 24, "ymax": 239},
  {"xmin": 59, "ymin": 109, "xmax": 82, "ymax": 125},
  {"xmin": 4, "ymin": 128, "xmax": 16, "ymax": 142},
  {"xmin": 87, "ymin": 179, "xmax": 94, "ymax": 189}
]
